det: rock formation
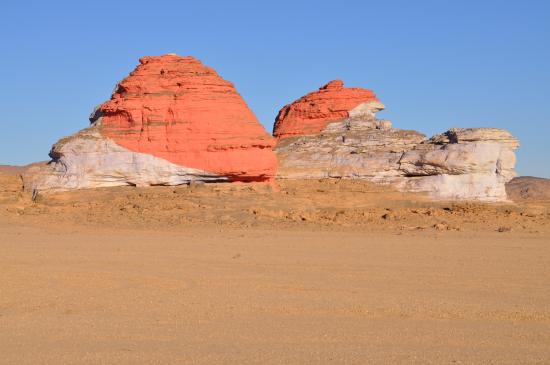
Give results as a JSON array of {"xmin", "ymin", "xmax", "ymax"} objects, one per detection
[
  {"xmin": 24, "ymin": 54, "xmax": 277, "ymax": 191},
  {"xmin": 274, "ymin": 81, "xmax": 519, "ymax": 201},
  {"xmin": 273, "ymin": 80, "xmax": 381, "ymax": 139}
]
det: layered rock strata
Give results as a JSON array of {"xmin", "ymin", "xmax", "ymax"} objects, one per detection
[
  {"xmin": 25, "ymin": 54, "xmax": 277, "ymax": 191},
  {"xmin": 274, "ymin": 81, "xmax": 519, "ymax": 201}
]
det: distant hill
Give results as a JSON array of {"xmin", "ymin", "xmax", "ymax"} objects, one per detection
[
  {"xmin": 506, "ymin": 176, "xmax": 550, "ymax": 201},
  {"xmin": 0, "ymin": 165, "xmax": 28, "ymax": 175},
  {"xmin": 0, "ymin": 163, "xmax": 49, "ymax": 175}
]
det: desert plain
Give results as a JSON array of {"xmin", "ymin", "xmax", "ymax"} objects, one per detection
[{"xmin": 0, "ymin": 166, "xmax": 549, "ymax": 364}]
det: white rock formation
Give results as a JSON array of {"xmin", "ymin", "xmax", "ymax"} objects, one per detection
[
  {"xmin": 23, "ymin": 122, "xmax": 226, "ymax": 191},
  {"xmin": 275, "ymin": 113, "xmax": 519, "ymax": 201}
]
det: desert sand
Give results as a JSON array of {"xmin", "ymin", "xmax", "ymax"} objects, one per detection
[{"xmin": 1, "ymin": 167, "xmax": 549, "ymax": 364}]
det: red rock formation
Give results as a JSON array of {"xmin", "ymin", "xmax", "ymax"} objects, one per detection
[
  {"xmin": 273, "ymin": 80, "xmax": 379, "ymax": 139},
  {"xmin": 94, "ymin": 54, "xmax": 277, "ymax": 182}
]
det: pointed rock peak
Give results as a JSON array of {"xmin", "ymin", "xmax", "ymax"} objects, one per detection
[
  {"xmin": 320, "ymin": 80, "xmax": 344, "ymax": 90},
  {"xmin": 24, "ymin": 54, "xmax": 279, "ymax": 191},
  {"xmin": 97, "ymin": 55, "xmax": 277, "ymax": 182}
]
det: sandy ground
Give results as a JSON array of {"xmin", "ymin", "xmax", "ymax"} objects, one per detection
[{"xmin": 1, "ymin": 168, "xmax": 549, "ymax": 364}]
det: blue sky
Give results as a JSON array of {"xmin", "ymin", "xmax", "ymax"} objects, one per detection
[{"xmin": 1, "ymin": 0, "xmax": 549, "ymax": 177}]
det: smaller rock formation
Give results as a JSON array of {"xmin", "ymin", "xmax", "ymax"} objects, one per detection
[
  {"xmin": 25, "ymin": 54, "xmax": 277, "ymax": 191},
  {"xmin": 274, "ymin": 81, "xmax": 519, "ymax": 201},
  {"xmin": 273, "ymin": 80, "xmax": 381, "ymax": 139}
]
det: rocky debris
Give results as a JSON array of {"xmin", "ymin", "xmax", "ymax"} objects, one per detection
[
  {"xmin": 506, "ymin": 176, "xmax": 550, "ymax": 201},
  {"xmin": 274, "ymin": 81, "xmax": 519, "ymax": 201},
  {"xmin": 497, "ymin": 226, "xmax": 512, "ymax": 233},
  {"xmin": 2, "ymin": 177, "xmax": 547, "ymax": 233},
  {"xmin": 24, "ymin": 54, "xmax": 277, "ymax": 191},
  {"xmin": 273, "ymin": 80, "xmax": 380, "ymax": 139}
]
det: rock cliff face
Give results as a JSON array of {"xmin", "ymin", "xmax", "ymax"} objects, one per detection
[
  {"xmin": 274, "ymin": 81, "xmax": 519, "ymax": 201},
  {"xmin": 25, "ymin": 54, "xmax": 277, "ymax": 191}
]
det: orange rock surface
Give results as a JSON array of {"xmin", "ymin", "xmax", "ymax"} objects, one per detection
[
  {"xmin": 94, "ymin": 54, "xmax": 277, "ymax": 182},
  {"xmin": 273, "ymin": 80, "xmax": 379, "ymax": 139}
]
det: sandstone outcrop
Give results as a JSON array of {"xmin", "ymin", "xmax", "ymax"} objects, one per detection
[
  {"xmin": 25, "ymin": 54, "xmax": 277, "ymax": 191},
  {"xmin": 274, "ymin": 81, "xmax": 519, "ymax": 201},
  {"xmin": 273, "ymin": 80, "xmax": 381, "ymax": 139}
]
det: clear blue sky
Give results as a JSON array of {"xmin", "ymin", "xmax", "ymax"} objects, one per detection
[{"xmin": 1, "ymin": 0, "xmax": 549, "ymax": 177}]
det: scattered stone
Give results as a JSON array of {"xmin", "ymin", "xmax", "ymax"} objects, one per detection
[{"xmin": 433, "ymin": 223, "xmax": 449, "ymax": 231}]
